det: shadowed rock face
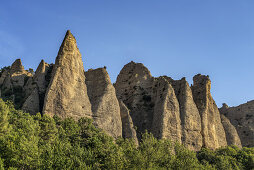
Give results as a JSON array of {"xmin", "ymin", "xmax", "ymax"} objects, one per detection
[
  {"xmin": 85, "ymin": 68, "xmax": 122, "ymax": 138},
  {"xmin": 115, "ymin": 62, "xmax": 155, "ymax": 139},
  {"xmin": 192, "ymin": 74, "xmax": 227, "ymax": 149},
  {"xmin": 220, "ymin": 102, "xmax": 254, "ymax": 147},
  {"xmin": 220, "ymin": 114, "xmax": 242, "ymax": 148},
  {"xmin": 43, "ymin": 30, "xmax": 92, "ymax": 120},
  {"xmin": 22, "ymin": 60, "xmax": 52, "ymax": 114},
  {"xmin": 164, "ymin": 77, "xmax": 202, "ymax": 151},
  {"xmin": 115, "ymin": 62, "xmax": 182, "ymax": 143},
  {"xmin": 118, "ymin": 100, "xmax": 138, "ymax": 145}
]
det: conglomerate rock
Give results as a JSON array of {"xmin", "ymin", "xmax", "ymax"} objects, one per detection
[
  {"xmin": 22, "ymin": 60, "xmax": 52, "ymax": 114},
  {"xmin": 151, "ymin": 77, "xmax": 182, "ymax": 143},
  {"xmin": 115, "ymin": 61, "xmax": 155, "ymax": 140},
  {"xmin": 43, "ymin": 30, "xmax": 92, "ymax": 120},
  {"xmin": 191, "ymin": 74, "xmax": 227, "ymax": 149},
  {"xmin": 220, "ymin": 101, "xmax": 254, "ymax": 147},
  {"xmin": 164, "ymin": 77, "xmax": 202, "ymax": 151},
  {"xmin": 115, "ymin": 62, "xmax": 182, "ymax": 143},
  {"xmin": 85, "ymin": 67, "xmax": 122, "ymax": 138},
  {"xmin": 220, "ymin": 114, "xmax": 242, "ymax": 148},
  {"xmin": 118, "ymin": 100, "xmax": 138, "ymax": 144}
]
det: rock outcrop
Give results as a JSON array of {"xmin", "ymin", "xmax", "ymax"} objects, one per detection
[
  {"xmin": 119, "ymin": 100, "xmax": 138, "ymax": 144},
  {"xmin": 0, "ymin": 31, "xmax": 253, "ymax": 150},
  {"xmin": 115, "ymin": 62, "xmax": 155, "ymax": 140},
  {"xmin": 220, "ymin": 102, "xmax": 254, "ymax": 147},
  {"xmin": 22, "ymin": 60, "xmax": 52, "ymax": 114},
  {"xmin": 191, "ymin": 74, "xmax": 227, "ymax": 149},
  {"xmin": 43, "ymin": 30, "xmax": 92, "ymax": 120},
  {"xmin": 220, "ymin": 114, "xmax": 242, "ymax": 148},
  {"xmin": 165, "ymin": 77, "xmax": 203, "ymax": 151},
  {"xmin": 0, "ymin": 59, "xmax": 32, "ymax": 108},
  {"xmin": 115, "ymin": 62, "xmax": 182, "ymax": 143},
  {"xmin": 151, "ymin": 77, "xmax": 182, "ymax": 143},
  {"xmin": 85, "ymin": 67, "xmax": 122, "ymax": 138}
]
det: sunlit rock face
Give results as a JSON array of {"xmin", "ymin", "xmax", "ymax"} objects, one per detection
[
  {"xmin": 0, "ymin": 30, "xmax": 252, "ymax": 150},
  {"xmin": 22, "ymin": 60, "xmax": 53, "ymax": 115},
  {"xmin": 0, "ymin": 59, "xmax": 33, "ymax": 108},
  {"xmin": 164, "ymin": 77, "xmax": 202, "ymax": 151},
  {"xmin": 191, "ymin": 74, "xmax": 227, "ymax": 149},
  {"xmin": 220, "ymin": 101, "xmax": 254, "ymax": 147},
  {"xmin": 85, "ymin": 67, "xmax": 122, "ymax": 138},
  {"xmin": 43, "ymin": 30, "xmax": 92, "ymax": 120}
]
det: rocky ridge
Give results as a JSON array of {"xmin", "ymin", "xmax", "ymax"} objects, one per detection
[{"xmin": 0, "ymin": 30, "xmax": 252, "ymax": 150}]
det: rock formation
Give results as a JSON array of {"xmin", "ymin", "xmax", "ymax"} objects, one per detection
[
  {"xmin": 85, "ymin": 67, "xmax": 122, "ymax": 138},
  {"xmin": 191, "ymin": 74, "xmax": 227, "ymax": 149},
  {"xmin": 220, "ymin": 114, "xmax": 242, "ymax": 148},
  {"xmin": 0, "ymin": 59, "xmax": 32, "ymax": 108},
  {"xmin": 115, "ymin": 62, "xmax": 182, "ymax": 143},
  {"xmin": 0, "ymin": 30, "xmax": 253, "ymax": 150},
  {"xmin": 118, "ymin": 100, "xmax": 138, "ymax": 144},
  {"xmin": 22, "ymin": 60, "xmax": 52, "ymax": 114},
  {"xmin": 164, "ymin": 77, "xmax": 203, "ymax": 151},
  {"xmin": 151, "ymin": 77, "xmax": 182, "ymax": 143},
  {"xmin": 115, "ymin": 62, "xmax": 155, "ymax": 140},
  {"xmin": 43, "ymin": 30, "xmax": 92, "ymax": 120},
  {"xmin": 220, "ymin": 102, "xmax": 254, "ymax": 147}
]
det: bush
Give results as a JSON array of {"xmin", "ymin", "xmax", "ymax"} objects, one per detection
[{"xmin": 0, "ymin": 99, "xmax": 253, "ymax": 169}]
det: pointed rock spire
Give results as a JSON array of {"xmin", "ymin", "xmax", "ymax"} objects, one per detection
[
  {"xmin": 10, "ymin": 59, "xmax": 24, "ymax": 74},
  {"xmin": 192, "ymin": 74, "xmax": 227, "ymax": 149},
  {"xmin": 164, "ymin": 76, "xmax": 202, "ymax": 151},
  {"xmin": 43, "ymin": 30, "xmax": 92, "ymax": 120}
]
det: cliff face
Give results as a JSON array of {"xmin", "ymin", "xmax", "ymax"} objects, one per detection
[
  {"xmin": 164, "ymin": 77, "xmax": 203, "ymax": 151},
  {"xmin": 0, "ymin": 30, "xmax": 252, "ymax": 150},
  {"xmin": 85, "ymin": 68, "xmax": 122, "ymax": 138},
  {"xmin": 191, "ymin": 74, "xmax": 227, "ymax": 149},
  {"xmin": 43, "ymin": 30, "xmax": 92, "ymax": 120},
  {"xmin": 220, "ymin": 101, "xmax": 254, "ymax": 147}
]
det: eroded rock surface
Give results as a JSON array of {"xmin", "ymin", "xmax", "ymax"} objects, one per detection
[
  {"xmin": 43, "ymin": 30, "xmax": 92, "ymax": 120},
  {"xmin": 191, "ymin": 74, "xmax": 227, "ymax": 149},
  {"xmin": 220, "ymin": 102, "xmax": 254, "ymax": 147},
  {"xmin": 115, "ymin": 62, "xmax": 155, "ymax": 139},
  {"xmin": 119, "ymin": 100, "xmax": 138, "ymax": 144},
  {"xmin": 0, "ymin": 59, "xmax": 32, "ymax": 108},
  {"xmin": 220, "ymin": 114, "xmax": 242, "ymax": 148},
  {"xmin": 22, "ymin": 60, "xmax": 53, "ymax": 114},
  {"xmin": 152, "ymin": 77, "xmax": 182, "ymax": 143},
  {"xmin": 85, "ymin": 67, "xmax": 122, "ymax": 138},
  {"xmin": 165, "ymin": 77, "xmax": 202, "ymax": 151},
  {"xmin": 115, "ymin": 62, "xmax": 182, "ymax": 143}
]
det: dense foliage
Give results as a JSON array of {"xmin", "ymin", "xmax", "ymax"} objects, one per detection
[{"xmin": 0, "ymin": 99, "xmax": 253, "ymax": 170}]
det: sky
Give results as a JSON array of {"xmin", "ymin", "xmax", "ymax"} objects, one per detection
[{"xmin": 0, "ymin": 0, "xmax": 253, "ymax": 107}]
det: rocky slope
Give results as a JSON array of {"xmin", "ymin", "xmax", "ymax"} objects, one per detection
[{"xmin": 0, "ymin": 30, "xmax": 252, "ymax": 150}]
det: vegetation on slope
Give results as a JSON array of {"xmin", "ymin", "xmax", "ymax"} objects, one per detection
[{"xmin": 0, "ymin": 99, "xmax": 253, "ymax": 170}]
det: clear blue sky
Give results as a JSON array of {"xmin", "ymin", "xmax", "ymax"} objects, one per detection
[{"xmin": 0, "ymin": 0, "xmax": 253, "ymax": 107}]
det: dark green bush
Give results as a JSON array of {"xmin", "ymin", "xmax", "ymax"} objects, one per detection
[{"xmin": 0, "ymin": 99, "xmax": 253, "ymax": 169}]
